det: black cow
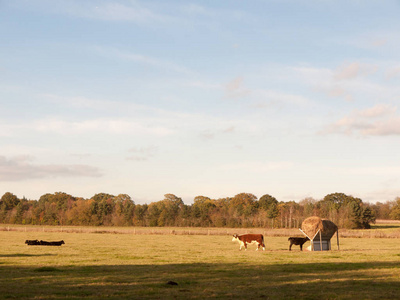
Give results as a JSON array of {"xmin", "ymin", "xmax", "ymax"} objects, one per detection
[
  {"xmin": 39, "ymin": 240, "xmax": 65, "ymax": 246},
  {"xmin": 48, "ymin": 240, "xmax": 65, "ymax": 246},
  {"xmin": 25, "ymin": 239, "xmax": 40, "ymax": 245},
  {"xmin": 288, "ymin": 237, "xmax": 309, "ymax": 251}
]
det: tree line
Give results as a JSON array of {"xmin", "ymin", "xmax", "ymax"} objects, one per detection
[{"xmin": 1, "ymin": 191, "xmax": 400, "ymax": 229}]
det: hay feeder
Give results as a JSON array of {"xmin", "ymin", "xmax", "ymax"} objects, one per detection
[{"xmin": 300, "ymin": 216, "xmax": 339, "ymax": 251}]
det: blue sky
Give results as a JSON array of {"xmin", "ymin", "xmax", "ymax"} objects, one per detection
[{"xmin": 1, "ymin": 0, "xmax": 400, "ymax": 204}]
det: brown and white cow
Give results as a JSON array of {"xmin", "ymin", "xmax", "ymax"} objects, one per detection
[
  {"xmin": 232, "ymin": 234, "xmax": 265, "ymax": 251},
  {"xmin": 288, "ymin": 237, "xmax": 309, "ymax": 251}
]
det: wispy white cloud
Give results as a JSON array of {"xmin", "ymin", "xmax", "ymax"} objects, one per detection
[
  {"xmin": 224, "ymin": 77, "xmax": 251, "ymax": 99},
  {"xmin": 356, "ymin": 103, "xmax": 397, "ymax": 118},
  {"xmin": 342, "ymin": 29, "xmax": 400, "ymax": 54},
  {"xmin": 251, "ymin": 89, "xmax": 310, "ymax": 108},
  {"xmin": 0, "ymin": 117, "xmax": 174, "ymax": 137},
  {"xmin": 223, "ymin": 75, "xmax": 310, "ymax": 109},
  {"xmin": 41, "ymin": 93, "xmax": 155, "ymax": 113},
  {"xmin": 126, "ymin": 146, "xmax": 158, "ymax": 161},
  {"xmin": 34, "ymin": 118, "xmax": 174, "ymax": 136},
  {"xmin": 291, "ymin": 66, "xmax": 354, "ymax": 101},
  {"xmin": 370, "ymin": 38, "xmax": 387, "ymax": 47},
  {"xmin": 218, "ymin": 161, "xmax": 294, "ymax": 173},
  {"xmin": 333, "ymin": 62, "xmax": 378, "ymax": 81},
  {"xmin": 385, "ymin": 67, "xmax": 400, "ymax": 80},
  {"xmin": 181, "ymin": 4, "xmax": 214, "ymax": 17},
  {"xmin": 198, "ymin": 130, "xmax": 215, "ymax": 140},
  {"xmin": 0, "ymin": 155, "xmax": 102, "ymax": 181},
  {"xmin": 93, "ymin": 46, "xmax": 194, "ymax": 75},
  {"xmin": 322, "ymin": 103, "xmax": 400, "ymax": 136},
  {"xmin": 12, "ymin": 0, "xmax": 172, "ymax": 24},
  {"xmin": 293, "ymin": 63, "xmax": 400, "ymax": 103},
  {"xmin": 42, "ymin": 94, "xmax": 119, "ymax": 110},
  {"xmin": 334, "ymin": 62, "xmax": 361, "ymax": 80},
  {"xmin": 87, "ymin": 2, "xmax": 169, "ymax": 23},
  {"xmin": 185, "ymin": 80, "xmax": 221, "ymax": 90}
]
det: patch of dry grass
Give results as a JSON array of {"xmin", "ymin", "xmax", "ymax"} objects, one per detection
[{"xmin": 1, "ymin": 229, "xmax": 400, "ymax": 299}]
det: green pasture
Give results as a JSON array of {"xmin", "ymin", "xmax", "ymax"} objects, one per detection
[{"xmin": 1, "ymin": 230, "xmax": 400, "ymax": 299}]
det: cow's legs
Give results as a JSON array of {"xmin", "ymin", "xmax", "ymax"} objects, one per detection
[
  {"xmin": 289, "ymin": 243, "xmax": 293, "ymax": 251},
  {"xmin": 239, "ymin": 241, "xmax": 245, "ymax": 250},
  {"xmin": 300, "ymin": 244, "xmax": 303, "ymax": 251},
  {"xmin": 256, "ymin": 243, "xmax": 265, "ymax": 251}
]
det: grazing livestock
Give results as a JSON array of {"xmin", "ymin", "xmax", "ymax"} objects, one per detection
[
  {"xmin": 25, "ymin": 240, "xmax": 65, "ymax": 246},
  {"xmin": 232, "ymin": 234, "xmax": 265, "ymax": 251},
  {"xmin": 39, "ymin": 240, "xmax": 65, "ymax": 246},
  {"xmin": 288, "ymin": 237, "xmax": 309, "ymax": 251},
  {"xmin": 25, "ymin": 239, "xmax": 40, "ymax": 245},
  {"xmin": 48, "ymin": 240, "xmax": 65, "ymax": 246}
]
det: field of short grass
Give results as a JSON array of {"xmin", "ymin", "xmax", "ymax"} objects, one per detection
[{"xmin": 1, "ymin": 228, "xmax": 400, "ymax": 299}]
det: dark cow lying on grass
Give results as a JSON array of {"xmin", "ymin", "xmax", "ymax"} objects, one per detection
[
  {"xmin": 288, "ymin": 237, "xmax": 309, "ymax": 251},
  {"xmin": 25, "ymin": 239, "xmax": 40, "ymax": 245},
  {"xmin": 25, "ymin": 240, "xmax": 65, "ymax": 246},
  {"xmin": 232, "ymin": 234, "xmax": 265, "ymax": 251},
  {"xmin": 40, "ymin": 240, "xmax": 65, "ymax": 246},
  {"xmin": 49, "ymin": 240, "xmax": 65, "ymax": 246}
]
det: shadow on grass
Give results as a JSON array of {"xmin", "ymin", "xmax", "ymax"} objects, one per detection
[
  {"xmin": 371, "ymin": 224, "xmax": 400, "ymax": 229},
  {"xmin": 0, "ymin": 261, "xmax": 399, "ymax": 299},
  {"xmin": 0, "ymin": 253, "xmax": 57, "ymax": 258}
]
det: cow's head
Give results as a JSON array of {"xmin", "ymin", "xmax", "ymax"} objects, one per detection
[
  {"xmin": 232, "ymin": 234, "xmax": 239, "ymax": 242},
  {"xmin": 61, "ymin": 240, "xmax": 65, "ymax": 244}
]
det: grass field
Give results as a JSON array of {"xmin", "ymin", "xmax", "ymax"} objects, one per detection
[{"xmin": 1, "ymin": 227, "xmax": 400, "ymax": 299}]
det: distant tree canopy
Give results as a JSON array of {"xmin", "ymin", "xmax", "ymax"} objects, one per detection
[{"xmin": 0, "ymin": 191, "xmax": 390, "ymax": 229}]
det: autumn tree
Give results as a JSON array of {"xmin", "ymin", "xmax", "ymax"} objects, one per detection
[
  {"xmin": 228, "ymin": 193, "xmax": 257, "ymax": 227},
  {"xmin": 259, "ymin": 194, "xmax": 279, "ymax": 227},
  {"xmin": 160, "ymin": 194, "xmax": 184, "ymax": 226},
  {"xmin": 112, "ymin": 194, "xmax": 135, "ymax": 226},
  {"xmin": 389, "ymin": 197, "xmax": 400, "ymax": 220},
  {"xmin": 0, "ymin": 192, "xmax": 20, "ymax": 223},
  {"xmin": 192, "ymin": 196, "xmax": 215, "ymax": 226},
  {"xmin": 361, "ymin": 206, "xmax": 376, "ymax": 229},
  {"xmin": 133, "ymin": 204, "xmax": 148, "ymax": 226},
  {"xmin": 371, "ymin": 201, "xmax": 392, "ymax": 219},
  {"xmin": 211, "ymin": 197, "xmax": 231, "ymax": 227},
  {"xmin": 0, "ymin": 192, "xmax": 20, "ymax": 210},
  {"xmin": 299, "ymin": 197, "xmax": 317, "ymax": 218}
]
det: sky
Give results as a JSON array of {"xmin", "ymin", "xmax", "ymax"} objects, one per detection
[{"xmin": 1, "ymin": 0, "xmax": 400, "ymax": 204}]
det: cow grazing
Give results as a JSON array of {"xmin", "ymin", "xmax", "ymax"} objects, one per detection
[
  {"xmin": 288, "ymin": 237, "xmax": 309, "ymax": 251},
  {"xmin": 232, "ymin": 234, "xmax": 265, "ymax": 251},
  {"xmin": 25, "ymin": 239, "xmax": 40, "ymax": 245}
]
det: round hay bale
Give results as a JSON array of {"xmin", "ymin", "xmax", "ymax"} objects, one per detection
[
  {"xmin": 301, "ymin": 216, "xmax": 323, "ymax": 238},
  {"xmin": 301, "ymin": 216, "xmax": 338, "ymax": 240},
  {"xmin": 320, "ymin": 219, "xmax": 338, "ymax": 240}
]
